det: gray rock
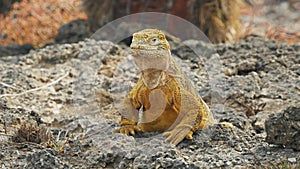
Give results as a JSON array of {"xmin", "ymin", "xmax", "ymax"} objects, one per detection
[
  {"xmin": 0, "ymin": 43, "xmax": 34, "ymax": 57},
  {"xmin": 0, "ymin": 0, "xmax": 21, "ymax": 15},
  {"xmin": 26, "ymin": 149, "xmax": 70, "ymax": 169},
  {"xmin": 214, "ymin": 107, "xmax": 252, "ymax": 130},
  {"xmin": 1, "ymin": 35, "xmax": 300, "ymax": 168},
  {"xmin": 265, "ymin": 106, "xmax": 300, "ymax": 150},
  {"xmin": 251, "ymin": 111, "xmax": 271, "ymax": 133},
  {"xmin": 55, "ymin": 19, "xmax": 90, "ymax": 44}
]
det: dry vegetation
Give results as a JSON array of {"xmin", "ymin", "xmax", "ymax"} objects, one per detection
[
  {"xmin": 0, "ymin": 0, "xmax": 87, "ymax": 47},
  {"xmin": 0, "ymin": 0, "xmax": 299, "ymax": 48}
]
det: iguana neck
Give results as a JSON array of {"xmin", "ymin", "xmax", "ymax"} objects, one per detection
[{"xmin": 141, "ymin": 69, "xmax": 168, "ymax": 89}]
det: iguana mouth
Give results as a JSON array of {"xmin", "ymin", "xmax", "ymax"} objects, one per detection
[
  {"xmin": 130, "ymin": 49, "xmax": 171, "ymax": 72},
  {"xmin": 130, "ymin": 45, "xmax": 158, "ymax": 50}
]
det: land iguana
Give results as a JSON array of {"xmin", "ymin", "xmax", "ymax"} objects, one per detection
[{"xmin": 114, "ymin": 29, "xmax": 215, "ymax": 145}]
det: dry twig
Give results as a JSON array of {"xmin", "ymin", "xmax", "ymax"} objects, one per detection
[{"xmin": 0, "ymin": 71, "xmax": 69, "ymax": 98}]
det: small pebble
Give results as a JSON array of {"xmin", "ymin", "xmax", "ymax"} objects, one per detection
[
  {"xmin": 0, "ymin": 135, "xmax": 9, "ymax": 142},
  {"xmin": 226, "ymin": 161, "xmax": 232, "ymax": 166},
  {"xmin": 234, "ymin": 145, "xmax": 242, "ymax": 152},
  {"xmin": 287, "ymin": 158, "xmax": 296, "ymax": 163}
]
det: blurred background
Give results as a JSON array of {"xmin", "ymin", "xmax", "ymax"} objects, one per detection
[{"xmin": 0, "ymin": 0, "xmax": 299, "ymax": 52}]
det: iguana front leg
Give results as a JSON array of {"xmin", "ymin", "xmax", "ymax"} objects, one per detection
[
  {"xmin": 163, "ymin": 89, "xmax": 210, "ymax": 145},
  {"xmin": 114, "ymin": 94, "xmax": 141, "ymax": 135}
]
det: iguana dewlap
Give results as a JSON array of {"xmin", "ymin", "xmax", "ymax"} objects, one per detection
[{"xmin": 115, "ymin": 29, "xmax": 215, "ymax": 145}]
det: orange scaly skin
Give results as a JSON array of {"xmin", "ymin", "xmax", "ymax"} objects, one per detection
[{"xmin": 115, "ymin": 29, "xmax": 215, "ymax": 145}]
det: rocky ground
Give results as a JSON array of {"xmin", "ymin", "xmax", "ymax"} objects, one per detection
[
  {"xmin": 0, "ymin": 0, "xmax": 299, "ymax": 168},
  {"xmin": 0, "ymin": 34, "xmax": 299, "ymax": 168}
]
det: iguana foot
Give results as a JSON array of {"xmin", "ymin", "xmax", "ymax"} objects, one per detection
[
  {"xmin": 163, "ymin": 125, "xmax": 193, "ymax": 145},
  {"xmin": 113, "ymin": 125, "xmax": 141, "ymax": 135}
]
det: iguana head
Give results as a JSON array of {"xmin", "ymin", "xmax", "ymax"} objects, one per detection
[
  {"xmin": 130, "ymin": 29, "xmax": 172, "ymax": 89},
  {"xmin": 130, "ymin": 29, "xmax": 171, "ymax": 71},
  {"xmin": 130, "ymin": 29, "xmax": 170, "ymax": 50}
]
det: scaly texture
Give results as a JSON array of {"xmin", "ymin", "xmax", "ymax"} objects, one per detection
[{"xmin": 114, "ymin": 29, "xmax": 215, "ymax": 145}]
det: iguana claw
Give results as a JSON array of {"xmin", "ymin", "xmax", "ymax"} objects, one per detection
[{"xmin": 113, "ymin": 125, "xmax": 141, "ymax": 136}]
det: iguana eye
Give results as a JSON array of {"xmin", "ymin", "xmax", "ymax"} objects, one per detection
[{"xmin": 150, "ymin": 38, "xmax": 159, "ymax": 45}]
